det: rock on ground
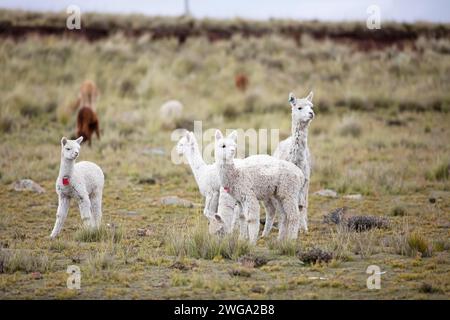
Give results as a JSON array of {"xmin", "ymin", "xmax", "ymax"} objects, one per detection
[
  {"xmin": 343, "ymin": 194, "xmax": 363, "ymax": 200},
  {"xmin": 313, "ymin": 189, "xmax": 338, "ymax": 198},
  {"xmin": 12, "ymin": 179, "xmax": 45, "ymax": 194},
  {"xmin": 160, "ymin": 196, "xmax": 194, "ymax": 208}
]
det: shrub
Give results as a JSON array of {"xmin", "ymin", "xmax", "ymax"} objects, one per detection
[{"xmin": 298, "ymin": 248, "xmax": 333, "ymax": 264}]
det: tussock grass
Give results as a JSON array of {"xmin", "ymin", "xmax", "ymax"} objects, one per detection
[
  {"xmin": 165, "ymin": 220, "xmax": 251, "ymax": 260},
  {"xmin": 426, "ymin": 160, "xmax": 450, "ymax": 181},
  {"xmin": 407, "ymin": 233, "xmax": 432, "ymax": 258},
  {"xmin": 74, "ymin": 225, "xmax": 123, "ymax": 243},
  {"xmin": 0, "ymin": 249, "xmax": 54, "ymax": 273},
  {"xmin": 268, "ymin": 239, "xmax": 299, "ymax": 256},
  {"xmin": 338, "ymin": 115, "xmax": 363, "ymax": 138},
  {"xmin": 87, "ymin": 249, "xmax": 116, "ymax": 271}
]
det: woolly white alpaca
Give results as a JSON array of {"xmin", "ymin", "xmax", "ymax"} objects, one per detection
[
  {"xmin": 50, "ymin": 137, "xmax": 104, "ymax": 238},
  {"xmin": 213, "ymin": 130, "xmax": 306, "ymax": 244},
  {"xmin": 271, "ymin": 91, "xmax": 314, "ymax": 234},
  {"xmin": 176, "ymin": 132, "xmax": 236, "ymax": 219},
  {"xmin": 176, "ymin": 132, "xmax": 278, "ymax": 234}
]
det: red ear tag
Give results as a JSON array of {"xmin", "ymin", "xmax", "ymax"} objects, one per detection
[
  {"xmin": 62, "ymin": 177, "xmax": 70, "ymax": 186},
  {"xmin": 223, "ymin": 187, "xmax": 230, "ymax": 193}
]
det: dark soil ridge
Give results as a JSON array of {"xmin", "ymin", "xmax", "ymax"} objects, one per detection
[{"xmin": 1, "ymin": 10, "xmax": 449, "ymax": 50}]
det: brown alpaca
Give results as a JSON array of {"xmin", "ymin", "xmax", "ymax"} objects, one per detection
[
  {"xmin": 235, "ymin": 74, "xmax": 249, "ymax": 92},
  {"xmin": 77, "ymin": 106, "xmax": 100, "ymax": 146},
  {"xmin": 69, "ymin": 80, "xmax": 100, "ymax": 113}
]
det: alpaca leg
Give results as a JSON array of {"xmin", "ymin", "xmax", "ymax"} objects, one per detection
[
  {"xmin": 90, "ymin": 191, "xmax": 103, "ymax": 228},
  {"xmin": 274, "ymin": 200, "xmax": 287, "ymax": 240},
  {"xmin": 50, "ymin": 195, "xmax": 70, "ymax": 238},
  {"xmin": 78, "ymin": 194, "xmax": 94, "ymax": 227},
  {"xmin": 217, "ymin": 191, "xmax": 237, "ymax": 233},
  {"xmin": 245, "ymin": 197, "xmax": 260, "ymax": 245},
  {"xmin": 238, "ymin": 210, "xmax": 248, "ymax": 240},
  {"xmin": 203, "ymin": 193, "xmax": 213, "ymax": 217},
  {"xmin": 261, "ymin": 198, "xmax": 276, "ymax": 237},
  {"xmin": 282, "ymin": 197, "xmax": 301, "ymax": 240},
  {"xmin": 299, "ymin": 182, "xmax": 309, "ymax": 232}
]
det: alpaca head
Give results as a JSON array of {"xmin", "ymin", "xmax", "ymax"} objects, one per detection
[
  {"xmin": 289, "ymin": 91, "xmax": 315, "ymax": 125},
  {"xmin": 208, "ymin": 214, "xmax": 225, "ymax": 236},
  {"xmin": 61, "ymin": 136, "xmax": 83, "ymax": 160},
  {"xmin": 176, "ymin": 131, "xmax": 196, "ymax": 156},
  {"xmin": 214, "ymin": 130, "xmax": 238, "ymax": 163}
]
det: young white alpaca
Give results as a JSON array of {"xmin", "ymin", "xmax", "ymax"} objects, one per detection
[
  {"xmin": 271, "ymin": 91, "xmax": 314, "ymax": 234},
  {"xmin": 176, "ymin": 132, "xmax": 237, "ymax": 219},
  {"xmin": 176, "ymin": 132, "xmax": 279, "ymax": 235},
  {"xmin": 213, "ymin": 130, "xmax": 305, "ymax": 244},
  {"xmin": 50, "ymin": 137, "xmax": 104, "ymax": 238}
]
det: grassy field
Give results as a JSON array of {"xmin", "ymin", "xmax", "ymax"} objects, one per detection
[{"xmin": 0, "ymin": 11, "xmax": 449, "ymax": 299}]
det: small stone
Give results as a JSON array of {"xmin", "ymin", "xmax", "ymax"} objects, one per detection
[
  {"xmin": 314, "ymin": 189, "xmax": 338, "ymax": 198},
  {"xmin": 31, "ymin": 272, "xmax": 43, "ymax": 280},
  {"xmin": 160, "ymin": 196, "xmax": 194, "ymax": 208},
  {"xmin": 343, "ymin": 194, "xmax": 363, "ymax": 200},
  {"xmin": 141, "ymin": 147, "xmax": 165, "ymax": 156},
  {"xmin": 12, "ymin": 179, "xmax": 45, "ymax": 194}
]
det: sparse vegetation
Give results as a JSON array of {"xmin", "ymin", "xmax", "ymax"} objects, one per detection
[
  {"xmin": 165, "ymin": 220, "xmax": 251, "ymax": 260},
  {"xmin": 0, "ymin": 10, "xmax": 449, "ymax": 299}
]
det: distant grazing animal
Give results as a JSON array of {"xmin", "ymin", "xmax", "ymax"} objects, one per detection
[
  {"xmin": 50, "ymin": 137, "xmax": 104, "ymax": 238},
  {"xmin": 272, "ymin": 91, "xmax": 315, "ymax": 234},
  {"xmin": 212, "ymin": 130, "xmax": 306, "ymax": 244},
  {"xmin": 69, "ymin": 80, "xmax": 100, "ymax": 113},
  {"xmin": 235, "ymin": 74, "xmax": 249, "ymax": 92},
  {"xmin": 79, "ymin": 80, "xmax": 99, "ymax": 108},
  {"xmin": 160, "ymin": 100, "xmax": 184, "ymax": 129},
  {"xmin": 76, "ymin": 106, "xmax": 100, "ymax": 146}
]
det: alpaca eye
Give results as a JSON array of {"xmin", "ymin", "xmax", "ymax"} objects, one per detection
[
  {"xmin": 222, "ymin": 144, "xmax": 226, "ymax": 148},
  {"xmin": 298, "ymin": 107, "xmax": 302, "ymax": 110},
  {"xmin": 66, "ymin": 148, "xmax": 71, "ymax": 151}
]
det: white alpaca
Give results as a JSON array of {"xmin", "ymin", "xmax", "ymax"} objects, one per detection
[
  {"xmin": 176, "ymin": 132, "xmax": 279, "ymax": 235},
  {"xmin": 213, "ymin": 130, "xmax": 306, "ymax": 244},
  {"xmin": 272, "ymin": 91, "xmax": 314, "ymax": 234},
  {"xmin": 50, "ymin": 137, "xmax": 104, "ymax": 238}
]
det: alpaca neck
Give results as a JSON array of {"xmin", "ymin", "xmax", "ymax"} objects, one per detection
[
  {"xmin": 288, "ymin": 118, "xmax": 309, "ymax": 170},
  {"xmin": 185, "ymin": 144, "xmax": 207, "ymax": 187},
  {"xmin": 59, "ymin": 157, "xmax": 75, "ymax": 178},
  {"xmin": 217, "ymin": 159, "xmax": 238, "ymax": 190}
]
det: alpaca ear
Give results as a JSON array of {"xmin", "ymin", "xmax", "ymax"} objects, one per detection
[
  {"xmin": 288, "ymin": 92, "xmax": 296, "ymax": 107},
  {"xmin": 306, "ymin": 91, "xmax": 314, "ymax": 102},
  {"xmin": 215, "ymin": 130, "xmax": 223, "ymax": 141},
  {"xmin": 61, "ymin": 137, "xmax": 67, "ymax": 146},
  {"xmin": 227, "ymin": 130, "xmax": 238, "ymax": 143},
  {"xmin": 214, "ymin": 214, "xmax": 223, "ymax": 223},
  {"xmin": 75, "ymin": 136, "xmax": 83, "ymax": 145}
]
